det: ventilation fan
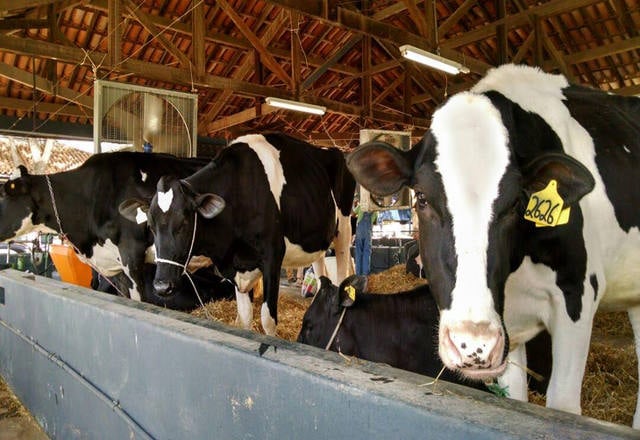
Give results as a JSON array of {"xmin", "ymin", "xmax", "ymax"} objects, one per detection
[
  {"xmin": 358, "ymin": 129, "xmax": 413, "ymax": 212},
  {"xmin": 93, "ymin": 80, "xmax": 197, "ymax": 157}
]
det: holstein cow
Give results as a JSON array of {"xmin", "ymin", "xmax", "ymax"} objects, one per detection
[
  {"xmin": 346, "ymin": 64, "xmax": 640, "ymax": 426},
  {"xmin": 121, "ymin": 133, "xmax": 355, "ymax": 335},
  {"xmin": 0, "ymin": 152, "xmax": 208, "ymax": 304}
]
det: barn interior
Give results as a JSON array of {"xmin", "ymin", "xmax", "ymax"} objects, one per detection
[{"xmin": 0, "ymin": 0, "xmax": 639, "ymax": 438}]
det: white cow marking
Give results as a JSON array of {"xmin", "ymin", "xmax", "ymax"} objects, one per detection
[
  {"xmin": 140, "ymin": 170, "xmax": 148, "ymax": 182},
  {"xmin": 232, "ymin": 134, "xmax": 286, "ymax": 210},
  {"xmin": 432, "ymin": 92, "xmax": 510, "ymax": 324},
  {"xmin": 261, "ymin": 302, "xmax": 276, "ymax": 336},
  {"xmin": 13, "ymin": 214, "xmax": 57, "ymax": 238},
  {"xmin": 135, "ymin": 207, "xmax": 148, "ymax": 224},
  {"xmin": 157, "ymin": 188, "xmax": 173, "ymax": 213}
]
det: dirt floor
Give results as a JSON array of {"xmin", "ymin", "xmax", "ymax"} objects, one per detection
[{"xmin": 0, "ymin": 377, "xmax": 48, "ymax": 440}]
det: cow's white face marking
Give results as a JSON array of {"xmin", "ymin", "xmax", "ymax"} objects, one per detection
[
  {"xmin": 232, "ymin": 134, "xmax": 286, "ymax": 210},
  {"xmin": 135, "ymin": 207, "xmax": 148, "ymax": 224},
  {"xmin": 157, "ymin": 188, "xmax": 173, "ymax": 213},
  {"xmin": 433, "ymin": 92, "xmax": 510, "ymax": 325},
  {"xmin": 140, "ymin": 170, "xmax": 148, "ymax": 182}
]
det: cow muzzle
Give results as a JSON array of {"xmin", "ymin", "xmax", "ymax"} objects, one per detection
[
  {"xmin": 439, "ymin": 321, "xmax": 507, "ymax": 380},
  {"xmin": 153, "ymin": 279, "xmax": 176, "ymax": 296}
]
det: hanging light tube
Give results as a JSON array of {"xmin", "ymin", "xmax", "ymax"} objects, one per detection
[
  {"xmin": 399, "ymin": 45, "xmax": 470, "ymax": 75},
  {"xmin": 265, "ymin": 97, "xmax": 326, "ymax": 115}
]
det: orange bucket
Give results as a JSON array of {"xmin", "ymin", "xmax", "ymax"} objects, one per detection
[{"xmin": 49, "ymin": 244, "xmax": 93, "ymax": 288}]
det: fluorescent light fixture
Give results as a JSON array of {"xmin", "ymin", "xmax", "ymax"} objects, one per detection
[
  {"xmin": 399, "ymin": 45, "xmax": 470, "ymax": 75},
  {"xmin": 265, "ymin": 97, "xmax": 326, "ymax": 115}
]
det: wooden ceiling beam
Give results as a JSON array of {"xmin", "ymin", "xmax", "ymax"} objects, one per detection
[
  {"xmin": 264, "ymin": 0, "xmax": 493, "ymax": 75},
  {"xmin": 191, "ymin": 0, "xmax": 205, "ymax": 78},
  {"xmin": 0, "ymin": 0, "xmax": 57, "ymax": 8},
  {"xmin": 0, "ymin": 62, "xmax": 93, "ymax": 109},
  {"xmin": 0, "ymin": 19, "xmax": 48, "ymax": 30},
  {"xmin": 401, "ymin": 0, "xmax": 430, "ymax": 38},
  {"xmin": 437, "ymin": 0, "xmax": 475, "ymax": 38},
  {"xmin": 124, "ymin": 0, "xmax": 191, "ymax": 69},
  {"xmin": 440, "ymin": 0, "xmax": 600, "ymax": 49},
  {"xmin": 207, "ymin": 103, "xmax": 277, "ymax": 133},
  {"xmin": 198, "ymin": 10, "xmax": 288, "ymax": 133},
  {"xmin": 86, "ymin": 0, "xmax": 358, "ymax": 76},
  {"xmin": 301, "ymin": 34, "xmax": 361, "ymax": 91},
  {"xmin": 217, "ymin": 0, "xmax": 291, "ymax": 86},
  {"xmin": 561, "ymin": 36, "xmax": 640, "ymax": 65},
  {"xmin": 0, "ymin": 96, "xmax": 89, "ymax": 117}
]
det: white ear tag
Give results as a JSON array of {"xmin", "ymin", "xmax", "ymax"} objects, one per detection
[
  {"xmin": 157, "ymin": 188, "xmax": 173, "ymax": 213},
  {"xmin": 135, "ymin": 207, "xmax": 148, "ymax": 224}
]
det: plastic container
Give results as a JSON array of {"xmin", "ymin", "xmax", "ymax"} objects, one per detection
[{"xmin": 49, "ymin": 244, "xmax": 93, "ymax": 288}]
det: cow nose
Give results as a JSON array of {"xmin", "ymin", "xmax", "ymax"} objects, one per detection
[
  {"xmin": 153, "ymin": 279, "xmax": 175, "ymax": 296},
  {"xmin": 440, "ymin": 322, "xmax": 507, "ymax": 380}
]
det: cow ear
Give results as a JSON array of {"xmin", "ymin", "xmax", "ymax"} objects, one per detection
[
  {"xmin": 338, "ymin": 275, "xmax": 368, "ymax": 308},
  {"xmin": 3, "ymin": 169, "xmax": 30, "ymax": 196},
  {"xmin": 347, "ymin": 141, "xmax": 413, "ymax": 196},
  {"xmin": 119, "ymin": 198, "xmax": 150, "ymax": 224},
  {"xmin": 522, "ymin": 153, "xmax": 595, "ymax": 206},
  {"xmin": 195, "ymin": 193, "xmax": 225, "ymax": 219}
]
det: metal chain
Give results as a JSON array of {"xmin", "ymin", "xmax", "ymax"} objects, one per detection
[{"xmin": 44, "ymin": 175, "xmax": 127, "ymax": 297}]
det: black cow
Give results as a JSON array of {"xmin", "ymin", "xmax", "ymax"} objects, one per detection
[
  {"xmin": 346, "ymin": 64, "xmax": 640, "ymax": 427},
  {"xmin": 298, "ymin": 275, "xmax": 487, "ymax": 390},
  {"xmin": 121, "ymin": 133, "xmax": 355, "ymax": 335},
  {"xmin": 0, "ymin": 152, "xmax": 208, "ymax": 303}
]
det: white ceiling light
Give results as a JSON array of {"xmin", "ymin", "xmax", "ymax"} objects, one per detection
[
  {"xmin": 399, "ymin": 45, "xmax": 470, "ymax": 75},
  {"xmin": 265, "ymin": 97, "xmax": 326, "ymax": 115}
]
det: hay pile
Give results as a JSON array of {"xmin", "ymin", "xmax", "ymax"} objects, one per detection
[
  {"xmin": 530, "ymin": 311, "xmax": 637, "ymax": 426},
  {"xmin": 191, "ymin": 266, "xmax": 638, "ymax": 428}
]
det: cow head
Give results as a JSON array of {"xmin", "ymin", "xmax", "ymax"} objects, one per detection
[
  {"xmin": 119, "ymin": 176, "xmax": 225, "ymax": 296},
  {"xmin": 297, "ymin": 275, "xmax": 367, "ymax": 346},
  {"xmin": 346, "ymin": 92, "xmax": 594, "ymax": 380},
  {"xmin": 0, "ymin": 166, "xmax": 41, "ymax": 241}
]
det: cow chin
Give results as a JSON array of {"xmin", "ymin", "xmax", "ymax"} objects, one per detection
[{"xmin": 438, "ymin": 318, "xmax": 508, "ymax": 381}]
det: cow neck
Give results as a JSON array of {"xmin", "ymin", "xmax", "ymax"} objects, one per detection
[
  {"xmin": 44, "ymin": 174, "xmax": 67, "ymax": 240},
  {"xmin": 44, "ymin": 174, "xmax": 127, "ymax": 298},
  {"xmin": 154, "ymin": 212, "xmax": 211, "ymax": 315}
]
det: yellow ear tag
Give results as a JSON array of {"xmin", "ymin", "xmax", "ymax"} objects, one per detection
[
  {"xmin": 9, "ymin": 183, "xmax": 15, "ymax": 189},
  {"xmin": 524, "ymin": 180, "xmax": 570, "ymax": 227},
  {"xmin": 345, "ymin": 285, "xmax": 356, "ymax": 302}
]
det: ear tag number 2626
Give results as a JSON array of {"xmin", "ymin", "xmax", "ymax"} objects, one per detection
[{"xmin": 524, "ymin": 180, "xmax": 571, "ymax": 227}]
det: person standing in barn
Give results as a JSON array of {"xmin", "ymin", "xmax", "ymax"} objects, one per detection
[{"xmin": 353, "ymin": 198, "xmax": 377, "ymax": 276}]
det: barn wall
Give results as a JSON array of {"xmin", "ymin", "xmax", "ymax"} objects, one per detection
[{"xmin": 0, "ymin": 269, "xmax": 635, "ymax": 439}]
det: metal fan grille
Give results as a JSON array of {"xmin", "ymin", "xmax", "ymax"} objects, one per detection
[{"xmin": 93, "ymin": 80, "xmax": 197, "ymax": 157}]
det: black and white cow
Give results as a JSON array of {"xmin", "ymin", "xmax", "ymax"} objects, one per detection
[
  {"xmin": 347, "ymin": 64, "xmax": 640, "ymax": 426},
  {"xmin": 121, "ymin": 133, "xmax": 355, "ymax": 335},
  {"xmin": 0, "ymin": 152, "xmax": 208, "ymax": 303}
]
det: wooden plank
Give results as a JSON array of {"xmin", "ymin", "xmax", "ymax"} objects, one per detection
[
  {"xmin": 401, "ymin": 0, "xmax": 430, "ymax": 37},
  {"xmin": 437, "ymin": 0, "xmax": 475, "ymax": 37},
  {"xmin": 108, "ymin": 0, "xmax": 122, "ymax": 67},
  {"xmin": 0, "ymin": 96, "xmax": 88, "ymax": 117},
  {"xmin": 191, "ymin": 0, "xmax": 205, "ymax": 78},
  {"xmin": 217, "ymin": 0, "xmax": 291, "ymax": 86},
  {"xmin": 124, "ymin": 0, "xmax": 191, "ymax": 69},
  {"xmin": 301, "ymin": 34, "xmax": 361, "ymax": 90},
  {"xmin": 0, "ymin": 63, "xmax": 93, "ymax": 109},
  {"xmin": 440, "ymin": 0, "xmax": 600, "ymax": 49}
]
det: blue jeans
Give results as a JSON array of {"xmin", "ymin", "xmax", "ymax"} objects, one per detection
[{"xmin": 355, "ymin": 213, "xmax": 373, "ymax": 275}]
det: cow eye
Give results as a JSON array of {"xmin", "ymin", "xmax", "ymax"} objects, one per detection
[{"xmin": 415, "ymin": 191, "xmax": 428, "ymax": 208}]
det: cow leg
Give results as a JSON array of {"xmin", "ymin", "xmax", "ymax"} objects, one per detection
[
  {"xmin": 235, "ymin": 288, "xmax": 253, "ymax": 330},
  {"xmin": 498, "ymin": 344, "xmax": 528, "ymax": 401},
  {"xmin": 545, "ymin": 314, "xmax": 593, "ymax": 415},
  {"xmin": 333, "ymin": 212, "xmax": 352, "ymax": 283},
  {"xmin": 260, "ymin": 257, "xmax": 283, "ymax": 336},
  {"xmin": 627, "ymin": 305, "xmax": 640, "ymax": 429},
  {"xmin": 312, "ymin": 257, "xmax": 328, "ymax": 278}
]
